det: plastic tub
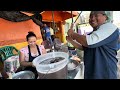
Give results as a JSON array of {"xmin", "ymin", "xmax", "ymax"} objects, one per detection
[{"xmin": 33, "ymin": 52, "xmax": 69, "ymax": 79}]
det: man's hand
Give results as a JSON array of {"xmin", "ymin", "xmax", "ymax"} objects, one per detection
[
  {"xmin": 67, "ymin": 23, "xmax": 75, "ymax": 39},
  {"xmin": 66, "ymin": 36, "xmax": 73, "ymax": 43},
  {"xmin": 67, "ymin": 29, "xmax": 75, "ymax": 39},
  {"xmin": 70, "ymin": 23, "xmax": 74, "ymax": 29}
]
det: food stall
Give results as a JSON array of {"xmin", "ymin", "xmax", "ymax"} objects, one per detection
[{"xmin": 0, "ymin": 11, "xmax": 83, "ymax": 79}]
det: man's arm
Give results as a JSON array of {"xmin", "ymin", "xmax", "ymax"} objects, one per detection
[
  {"xmin": 67, "ymin": 24, "xmax": 88, "ymax": 47},
  {"xmin": 71, "ymin": 33, "xmax": 88, "ymax": 47},
  {"xmin": 66, "ymin": 36, "xmax": 83, "ymax": 50}
]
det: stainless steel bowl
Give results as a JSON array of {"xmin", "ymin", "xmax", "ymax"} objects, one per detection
[
  {"xmin": 67, "ymin": 60, "xmax": 79, "ymax": 71},
  {"xmin": 12, "ymin": 71, "xmax": 35, "ymax": 79}
]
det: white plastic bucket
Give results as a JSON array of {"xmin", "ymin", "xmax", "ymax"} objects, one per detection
[{"xmin": 33, "ymin": 52, "xmax": 69, "ymax": 79}]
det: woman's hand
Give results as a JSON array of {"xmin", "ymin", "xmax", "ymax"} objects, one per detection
[
  {"xmin": 31, "ymin": 63, "xmax": 35, "ymax": 67},
  {"xmin": 28, "ymin": 62, "xmax": 35, "ymax": 67},
  {"xmin": 42, "ymin": 46, "xmax": 47, "ymax": 54}
]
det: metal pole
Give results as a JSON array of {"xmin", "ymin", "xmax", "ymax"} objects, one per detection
[
  {"xmin": 74, "ymin": 11, "xmax": 82, "ymax": 23},
  {"xmin": 52, "ymin": 11, "xmax": 55, "ymax": 35},
  {"xmin": 70, "ymin": 11, "xmax": 74, "ymax": 30},
  {"xmin": 71, "ymin": 11, "xmax": 74, "ymax": 23}
]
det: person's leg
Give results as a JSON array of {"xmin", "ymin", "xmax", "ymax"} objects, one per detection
[
  {"xmin": 47, "ymin": 37, "xmax": 53, "ymax": 46},
  {"xmin": 49, "ymin": 37, "xmax": 53, "ymax": 46},
  {"xmin": 51, "ymin": 35, "xmax": 54, "ymax": 41},
  {"xmin": 46, "ymin": 37, "xmax": 49, "ymax": 42}
]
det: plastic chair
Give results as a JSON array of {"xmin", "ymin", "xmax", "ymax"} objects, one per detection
[
  {"xmin": 0, "ymin": 50, "xmax": 6, "ymax": 61},
  {"xmin": 0, "ymin": 46, "xmax": 20, "ymax": 61}
]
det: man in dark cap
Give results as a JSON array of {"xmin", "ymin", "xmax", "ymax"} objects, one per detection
[{"xmin": 67, "ymin": 11, "xmax": 119, "ymax": 79}]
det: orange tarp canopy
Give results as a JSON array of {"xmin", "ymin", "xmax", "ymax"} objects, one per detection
[{"xmin": 21, "ymin": 11, "xmax": 78, "ymax": 22}]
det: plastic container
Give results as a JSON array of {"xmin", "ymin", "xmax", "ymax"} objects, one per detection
[
  {"xmin": 33, "ymin": 52, "xmax": 69, "ymax": 79},
  {"xmin": 4, "ymin": 55, "xmax": 19, "ymax": 73}
]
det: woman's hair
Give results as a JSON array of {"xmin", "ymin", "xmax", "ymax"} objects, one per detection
[{"xmin": 26, "ymin": 31, "xmax": 37, "ymax": 41}]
